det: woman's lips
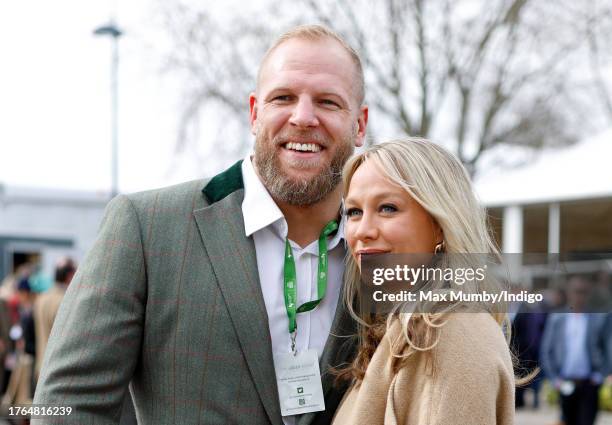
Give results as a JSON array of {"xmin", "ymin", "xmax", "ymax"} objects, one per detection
[
  {"xmin": 355, "ymin": 249, "xmax": 389, "ymax": 255},
  {"xmin": 355, "ymin": 249, "xmax": 389, "ymax": 262}
]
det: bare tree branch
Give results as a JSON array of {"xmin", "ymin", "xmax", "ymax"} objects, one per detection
[
  {"xmin": 156, "ymin": 0, "xmax": 609, "ymax": 173},
  {"xmin": 587, "ymin": 9, "xmax": 612, "ymax": 119},
  {"xmin": 413, "ymin": 0, "xmax": 431, "ymax": 136}
]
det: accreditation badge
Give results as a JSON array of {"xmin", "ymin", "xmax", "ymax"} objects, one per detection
[{"xmin": 274, "ymin": 349, "xmax": 325, "ymax": 416}]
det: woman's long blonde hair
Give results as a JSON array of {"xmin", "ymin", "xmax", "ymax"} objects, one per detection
[{"xmin": 338, "ymin": 138, "xmax": 511, "ymax": 382}]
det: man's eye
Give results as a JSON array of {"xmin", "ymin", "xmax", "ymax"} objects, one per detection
[
  {"xmin": 379, "ymin": 204, "xmax": 397, "ymax": 213},
  {"xmin": 345, "ymin": 207, "xmax": 362, "ymax": 217},
  {"xmin": 320, "ymin": 99, "xmax": 340, "ymax": 108},
  {"xmin": 272, "ymin": 95, "xmax": 292, "ymax": 102}
]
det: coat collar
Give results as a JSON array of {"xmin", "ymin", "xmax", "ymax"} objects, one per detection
[{"xmin": 202, "ymin": 160, "xmax": 244, "ymax": 204}]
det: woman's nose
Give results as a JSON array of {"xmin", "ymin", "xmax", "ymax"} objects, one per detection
[{"xmin": 350, "ymin": 213, "xmax": 379, "ymax": 242}]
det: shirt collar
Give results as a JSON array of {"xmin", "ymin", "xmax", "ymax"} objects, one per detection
[
  {"xmin": 241, "ymin": 155, "xmax": 346, "ymax": 248},
  {"xmin": 241, "ymin": 156, "xmax": 284, "ymax": 237},
  {"xmin": 328, "ymin": 211, "xmax": 346, "ymax": 251}
]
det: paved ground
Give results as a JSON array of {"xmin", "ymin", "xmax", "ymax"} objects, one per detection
[{"xmin": 516, "ymin": 406, "xmax": 612, "ymax": 425}]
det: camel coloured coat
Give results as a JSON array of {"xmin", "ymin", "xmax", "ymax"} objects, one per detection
[{"xmin": 333, "ymin": 313, "xmax": 515, "ymax": 425}]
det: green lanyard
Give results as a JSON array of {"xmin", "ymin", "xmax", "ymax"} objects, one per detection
[{"xmin": 283, "ymin": 219, "xmax": 338, "ymax": 351}]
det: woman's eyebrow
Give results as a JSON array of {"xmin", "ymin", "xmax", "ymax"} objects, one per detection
[
  {"xmin": 345, "ymin": 191, "xmax": 403, "ymax": 205},
  {"xmin": 344, "ymin": 196, "xmax": 357, "ymax": 206}
]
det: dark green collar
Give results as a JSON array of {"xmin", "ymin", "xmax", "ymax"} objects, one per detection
[{"xmin": 202, "ymin": 160, "xmax": 244, "ymax": 204}]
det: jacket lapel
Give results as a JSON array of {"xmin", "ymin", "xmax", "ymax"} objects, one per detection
[{"xmin": 194, "ymin": 162, "xmax": 283, "ymax": 425}]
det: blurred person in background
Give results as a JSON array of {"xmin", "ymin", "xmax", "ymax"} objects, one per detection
[
  {"xmin": 0, "ymin": 297, "xmax": 10, "ymax": 394},
  {"xmin": 0, "ymin": 264, "xmax": 33, "ymax": 327},
  {"xmin": 542, "ymin": 286, "xmax": 566, "ymax": 313},
  {"xmin": 33, "ymin": 257, "xmax": 76, "ymax": 379},
  {"xmin": 511, "ymin": 298, "xmax": 548, "ymax": 409},
  {"xmin": 0, "ymin": 265, "xmax": 29, "ymax": 395},
  {"xmin": 0, "ymin": 263, "xmax": 33, "ymax": 301},
  {"xmin": 16, "ymin": 278, "xmax": 36, "ymax": 360},
  {"xmin": 540, "ymin": 275, "xmax": 610, "ymax": 425},
  {"xmin": 589, "ymin": 271, "xmax": 612, "ymax": 312},
  {"xmin": 1, "ymin": 278, "xmax": 37, "ymax": 405}
]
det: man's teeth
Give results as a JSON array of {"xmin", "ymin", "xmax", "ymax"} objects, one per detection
[{"xmin": 285, "ymin": 142, "xmax": 321, "ymax": 152}]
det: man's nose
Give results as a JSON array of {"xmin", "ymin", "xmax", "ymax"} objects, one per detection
[{"xmin": 289, "ymin": 97, "xmax": 319, "ymax": 128}]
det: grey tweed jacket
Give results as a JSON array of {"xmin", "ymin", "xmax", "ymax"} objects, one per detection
[{"xmin": 33, "ymin": 161, "xmax": 356, "ymax": 424}]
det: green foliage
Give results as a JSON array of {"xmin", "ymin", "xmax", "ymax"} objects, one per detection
[{"xmin": 601, "ymin": 382, "xmax": 612, "ymax": 411}]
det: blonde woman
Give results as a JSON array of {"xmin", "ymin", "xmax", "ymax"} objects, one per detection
[{"xmin": 332, "ymin": 139, "xmax": 515, "ymax": 425}]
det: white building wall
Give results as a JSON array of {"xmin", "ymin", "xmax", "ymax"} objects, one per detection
[
  {"xmin": 0, "ymin": 185, "xmax": 110, "ymax": 277},
  {"xmin": 0, "ymin": 202, "xmax": 106, "ymax": 256}
]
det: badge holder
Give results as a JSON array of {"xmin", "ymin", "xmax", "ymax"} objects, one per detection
[{"xmin": 275, "ymin": 220, "xmax": 338, "ymax": 417}]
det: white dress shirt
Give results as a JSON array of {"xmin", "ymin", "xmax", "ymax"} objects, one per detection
[
  {"xmin": 562, "ymin": 313, "xmax": 591, "ymax": 379},
  {"xmin": 241, "ymin": 157, "xmax": 345, "ymax": 423}
]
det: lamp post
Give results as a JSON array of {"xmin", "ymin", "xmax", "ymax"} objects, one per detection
[{"xmin": 93, "ymin": 22, "xmax": 123, "ymax": 199}]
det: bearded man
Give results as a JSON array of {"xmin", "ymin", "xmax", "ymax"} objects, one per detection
[{"xmin": 33, "ymin": 25, "xmax": 368, "ymax": 425}]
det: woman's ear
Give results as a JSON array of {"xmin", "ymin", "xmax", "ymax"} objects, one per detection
[
  {"xmin": 431, "ymin": 219, "xmax": 443, "ymax": 244},
  {"xmin": 433, "ymin": 225, "xmax": 446, "ymax": 254}
]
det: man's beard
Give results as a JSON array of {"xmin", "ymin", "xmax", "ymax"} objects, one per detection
[{"xmin": 253, "ymin": 129, "xmax": 356, "ymax": 206}]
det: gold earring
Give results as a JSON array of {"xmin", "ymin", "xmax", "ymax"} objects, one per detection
[{"xmin": 434, "ymin": 241, "xmax": 445, "ymax": 254}]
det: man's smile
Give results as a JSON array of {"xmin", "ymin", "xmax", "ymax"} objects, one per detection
[{"xmin": 283, "ymin": 142, "xmax": 322, "ymax": 152}]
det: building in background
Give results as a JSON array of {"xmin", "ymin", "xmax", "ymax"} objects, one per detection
[
  {"xmin": 0, "ymin": 185, "xmax": 108, "ymax": 281},
  {"xmin": 475, "ymin": 128, "xmax": 612, "ymax": 289}
]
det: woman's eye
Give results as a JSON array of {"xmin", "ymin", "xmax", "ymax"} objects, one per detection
[
  {"xmin": 345, "ymin": 207, "xmax": 362, "ymax": 217},
  {"xmin": 379, "ymin": 204, "xmax": 397, "ymax": 213}
]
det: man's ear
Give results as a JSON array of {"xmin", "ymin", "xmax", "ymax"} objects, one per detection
[
  {"xmin": 354, "ymin": 105, "xmax": 369, "ymax": 147},
  {"xmin": 249, "ymin": 92, "xmax": 258, "ymax": 135}
]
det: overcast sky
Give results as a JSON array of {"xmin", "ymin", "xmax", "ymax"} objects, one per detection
[
  {"xmin": 0, "ymin": 0, "xmax": 205, "ymax": 194},
  {"xmin": 2, "ymin": 1, "xmax": 610, "ymax": 197}
]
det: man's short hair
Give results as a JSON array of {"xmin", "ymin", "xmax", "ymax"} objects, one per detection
[
  {"xmin": 55, "ymin": 258, "xmax": 77, "ymax": 284},
  {"xmin": 257, "ymin": 24, "xmax": 365, "ymax": 106}
]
